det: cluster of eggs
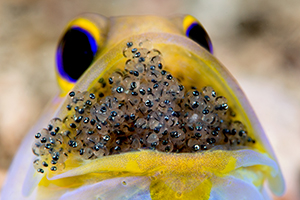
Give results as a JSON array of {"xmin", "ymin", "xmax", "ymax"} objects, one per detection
[{"xmin": 32, "ymin": 41, "xmax": 255, "ymax": 173}]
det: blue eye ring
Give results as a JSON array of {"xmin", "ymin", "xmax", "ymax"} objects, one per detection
[
  {"xmin": 186, "ymin": 23, "xmax": 213, "ymax": 54},
  {"xmin": 71, "ymin": 26, "xmax": 98, "ymax": 55},
  {"xmin": 183, "ymin": 15, "xmax": 213, "ymax": 54},
  {"xmin": 56, "ymin": 26, "xmax": 98, "ymax": 83}
]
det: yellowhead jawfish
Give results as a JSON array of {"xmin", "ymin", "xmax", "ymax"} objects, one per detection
[{"xmin": 1, "ymin": 14, "xmax": 285, "ymax": 200}]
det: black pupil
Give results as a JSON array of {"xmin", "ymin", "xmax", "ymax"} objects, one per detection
[
  {"xmin": 187, "ymin": 24, "xmax": 211, "ymax": 53},
  {"xmin": 61, "ymin": 28, "xmax": 95, "ymax": 80}
]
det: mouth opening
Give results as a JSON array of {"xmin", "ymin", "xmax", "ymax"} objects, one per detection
[{"xmin": 32, "ymin": 39, "xmax": 256, "ymax": 174}]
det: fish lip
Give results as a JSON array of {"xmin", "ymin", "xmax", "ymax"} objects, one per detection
[{"xmin": 48, "ymin": 148, "xmax": 274, "ymax": 179}]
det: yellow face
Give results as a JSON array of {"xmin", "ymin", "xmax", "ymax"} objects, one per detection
[{"xmin": 2, "ymin": 14, "xmax": 284, "ymax": 200}]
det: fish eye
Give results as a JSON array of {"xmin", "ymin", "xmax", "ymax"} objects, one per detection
[
  {"xmin": 56, "ymin": 18, "xmax": 101, "ymax": 93},
  {"xmin": 183, "ymin": 15, "xmax": 213, "ymax": 54}
]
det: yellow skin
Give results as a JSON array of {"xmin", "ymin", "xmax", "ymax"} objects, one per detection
[{"xmin": 1, "ymin": 14, "xmax": 285, "ymax": 199}]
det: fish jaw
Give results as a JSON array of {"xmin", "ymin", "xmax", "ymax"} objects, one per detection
[{"xmin": 2, "ymin": 32, "xmax": 285, "ymax": 199}]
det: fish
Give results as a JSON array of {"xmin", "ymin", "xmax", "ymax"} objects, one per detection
[{"xmin": 1, "ymin": 14, "xmax": 285, "ymax": 200}]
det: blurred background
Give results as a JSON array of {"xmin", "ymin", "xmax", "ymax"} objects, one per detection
[{"xmin": 0, "ymin": 0, "xmax": 299, "ymax": 199}]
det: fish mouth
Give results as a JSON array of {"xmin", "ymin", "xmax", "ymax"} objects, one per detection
[{"xmin": 29, "ymin": 33, "xmax": 284, "ymax": 198}]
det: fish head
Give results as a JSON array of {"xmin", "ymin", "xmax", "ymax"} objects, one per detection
[{"xmin": 2, "ymin": 14, "xmax": 285, "ymax": 200}]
